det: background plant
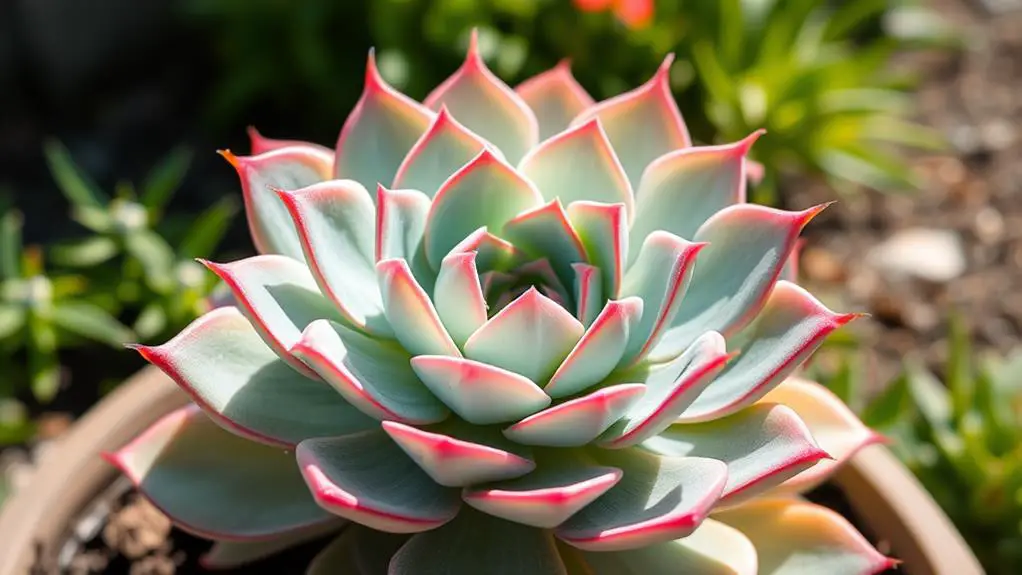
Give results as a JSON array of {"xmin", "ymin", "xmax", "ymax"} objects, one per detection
[{"xmin": 186, "ymin": 0, "xmax": 956, "ymax": 203}]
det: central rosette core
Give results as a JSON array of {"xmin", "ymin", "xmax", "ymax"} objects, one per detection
[{"xmin": 482, "ymin": 258, "xmax": 572, "ymax": 315}]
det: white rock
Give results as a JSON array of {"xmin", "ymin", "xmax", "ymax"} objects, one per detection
[{"xmin": 867, "ymin": 228, "xmax": 967, "ymax": 283}]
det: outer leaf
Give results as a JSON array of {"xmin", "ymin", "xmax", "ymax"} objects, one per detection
[
  {"xmin": 383, "ymin": 420, "xmax": 535, "ymax": 487},
  {"xmin": 135, "ymin": 307, "xmax": 375, "ymax": 447},
  {"xmin": 278, "ymin": 180, "xmax": 390, "ymax": 336},
  {"xmin": 629, "ymin": 131, "xmax": 762, "ymax": 261},
  {"xmin": 464, "ymin": 287, "xmax": 585, "ymax": 384},
  {"xmin": 200, "ymin": 254, "xmax": 342, "ymax": 379},
  {"xmin": 620, "ymin": 232, "xmax": 706, "ymax": 364},
  {"xmin": 545, "ymin": 298, "xmax": 644, "ymax": 399},
  {"xmin": 598, "ymin": 332, "xmax": 733, "ymax": 449},
  {"xmin": 297, "ymin": 430, "xmax": 462, "ymax": 533},
  {"xmin": 434, "ymin": 252, "xmax": 487, "ymax": 347},
  {"xmin": 644, "ymin": 403, "xmax": 828, "ymax": 503},
  {"xmin": 570, "ymin": 56, "xmax": 691, "ymax": 188},
  {"xmin": 567, "ymin": 201, "xmax": 628, "ymax": 299},
  {"xmin": 390, "ymin": 508, "xmax": 567, "ymax": 575},
  {"xmin": 200, "ymin": 521, "xmax": 344, "ymax": 569},
  {"xmin": 219, "ymin": 146, "xmax": 332, "ymax": 260},
  {"xmin": 333, "ymin": 50, "xmax": 435, "ymax": 190},
  {"xmin": 105, "ymin": 405, "xmax": 333, "ymax": 540},
  {"xmin": 392, "ymin": 107, "xmax": 495, "ymax": 198},
  {"xmin": 584, "ymin": 519, "xmax": 757, "ymax": 575},
  {"xmin": 423, "ymin": 30, "xmax": 539, "ymax": 164},
  {"xmin": 516, "ymin": 60, "xmax": 596, "ymax": 140},
  {"xmin": 556, "ymin": 449, "xmax": 727, "ymax": 551},
  {"xmin": 677, "ymin": 282, "xmax": 859, "ymax": 423},
  {"xmin": 424, "ymin": 149, "xmax": 542, "ymax": 268},
  {"xmin": 714, "ymin": 499, "xmax": 893, "ymax": 575},
  {"xmin": 306, "ymin": 525, "xmax": 409, "ymax": 575},
  {"xmin": 651, "ymin": 204, "xmax": 828, "ymax": 362},
  {"xmin": 377, "ymin": 258, "xmax": 461, "ymax": 357},
  {"xmin": 760, "ymin": 378, "xmax": 882, "ymax": 494},
  {"xmin": 411, "ymin": 355, "xmax": 551, "ymax": 425},
  {"xmin": 246, "ymin": 126, "xmax": 334, "ymax": 157},
  {"xmin": 291, "ymin": 319, "xmax": 449, "ymax": 424},
  {"xmin": 463, "ymin": 451, "xmax": 622, "ymax": 528},
  {"xmin": 518, "ymin": 119, "xmax": 634, "ymax": 219}
]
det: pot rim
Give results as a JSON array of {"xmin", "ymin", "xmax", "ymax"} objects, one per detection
[{"xmin": 0, "ymin": 367, "xmax": 983, "ymax": 575}]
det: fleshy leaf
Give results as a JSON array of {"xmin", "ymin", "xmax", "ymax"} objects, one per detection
[
  {"xmin": 246, "ymin": 126, "xmax": 334, "ymax": 157},
  {"xmin": 545, "ymin": 298, "xmax": 644, "ymax": 399},
  {"xmin": 199, "ymin": 254, "xmax": 341, "ymax": 379},
  {"xmin": 219, "ymin": 146, "xmax": 332, "ymax": 260},
  {"xmin": 651, "ymin": 204, "xmax": 828, "ymax": 362},
  {"xmin": 135, "ymin": 307, "xmax": 375, "ymax": 447},
  {"xmin": 434, "ymin": 252, "xmax": 488, "ymax": 347},
  {"xmin": 677, "ymin": 281, "xmax": 860, "ymax": 423},
  {"xmin": 567, "ymin": 201, "xmax": 628, "ymax": 299},
  {"xmin": 200, "ymin": 521, "xmax": 343, "ymax": 569},
  {"xmin": 383, "ymin": 420, "xmax": 535, "ymax": 487},
  {"xmin": 424, "ymin": 149, "xmax": 543, "ymax": 268},
  {"xmin": 570, "ymin": 56, "xmax": 691, "ymax": 188},
  {"xmin": 306, "ymin": 525, "xmax": 409, "ymax": 575},
  {"xmin": 375, "ymin": 186, "xmax": 433, "ymax": 288},
  {"xmin": 463, "ymin": 451, "xmax": 622, "ymax": 528},
  {"xmin": 573, "ymin": 263, "xmax": 603, "ymax": 327},
  {"xmin": 410, "ymin": 355, "xmax": 551, "ymax": 424},
  {"xmin": 714, "ymin": 499, "xmax": 893, "ymax": 575},
  {"xmin": 518, "ymin": 119, "xmax": 634, "ymax": 219},
  {"xmin": 377, "ymin": 258, "xmax": 462, "ymax": 357},
  {"xmin": 447, "ymin": 225, "xmax": 523, "ymax": 274},
  {"xmin": 502, "ymin": 200, "xmax": 588, "ymax": 292},
  {"xmin": 297, "ymin": 430, "xmax": 461, "ymax": 533},
  {"xmin": 598, "ymin": 331, "xmax": 732, "ymax": 449},
  {"xmin": 392, "ymin": 106, "xmax": 496, "ymax": 198},
  {"xmin": 278, "ymin": 180, "xmax": 390, "ymax": 336},
  {"xmin": 644, "ymin": 403, "xmax": 828, "ymax": 503},
  {"xmin": 779, "ymin": 238, "xmax": 804, "ymax": 283},
  {"xmin": 760, "ymin": 378, "xmax": 883, "ymax": 494},
  {"xmin": 106, "ymin": 405, "xmax": 333, "ymax": 540},
  {"xmin": 584, "ymin": 519, "xmax": 757, "ymax": 575},
  {"xmin": 464, "ymin": 287, "xmax": 585, "ymax": 384},
  {"xmin": 516, "ymin": 60, "xmax": 596, "ymax": 140},
  {"xmin": 334, "ymin": 50, "xmax": 435, "ymax": 190},
  {"xmin": 556, "ymin": 449, "xmax": 727, "ymax": 551},
  {"xmin": 390, "ymin": 507, "xmax": 567, "ymax": 575},
  {"xmin": 629, "ymin": 132, "xmax": 762, "ymax": 259},
  {"xmin": 504, "ymin": 383, "xmax": 646, "ymax": 447},
  {"xmin": 619, "ymin": 232, "xmax": 706, "ymax": 365},
  {"xmin": 423, "ymin": 31, "xmax": 539, "ymax": 164},
  {"xmin": 291, "ymin": 319, "xmax": 449, "ymax": 424}
]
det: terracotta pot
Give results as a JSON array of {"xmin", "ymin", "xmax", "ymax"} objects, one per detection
[{"xmin": 0, "ymin": 368, "xmax": 984, "ymax": 575}]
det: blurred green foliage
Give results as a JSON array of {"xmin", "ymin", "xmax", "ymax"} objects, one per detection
[
  {"xmin": 0, "ymin": 146, "xmax": 236, "ymax": 445},
  {"xmin": 809, "ymin": 317, "xmax": 1022, "ymax": 575},
  {"xmin": 185, "ymin": 0, "xmax": 957, "ymax": 203}
]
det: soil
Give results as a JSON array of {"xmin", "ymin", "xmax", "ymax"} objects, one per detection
[
  {"xmin": 786, "ymin": 0, "xmax": 1022, "ymax": 392},
  {"xmin": 36, "ymin": 481, "xmax": 897, "ymax": 574}
]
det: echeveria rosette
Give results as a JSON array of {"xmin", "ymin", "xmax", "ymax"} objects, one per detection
[{"xmin": 106, "ymin": 33, "xmax": 890, "ymax": 574}]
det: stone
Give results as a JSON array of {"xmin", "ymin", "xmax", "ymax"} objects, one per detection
[{"xmin": 867, "ymin": 228, "xmax": 967, "ymax": 283}]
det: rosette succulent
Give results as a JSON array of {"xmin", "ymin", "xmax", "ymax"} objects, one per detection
[{"xmin": 108, "ymin": 33, "xmax": 891, "ymax": 574}]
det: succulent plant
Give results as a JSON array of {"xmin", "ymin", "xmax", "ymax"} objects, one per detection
[{"xmin": 107, "ymin": 33, "xmax": 890, "ymax": 573}]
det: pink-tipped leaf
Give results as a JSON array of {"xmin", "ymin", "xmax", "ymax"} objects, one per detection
[
  {"xmin": 334, "ymin": 50, "xmax": 435, "ymax": 190},
  {"xmin": 504, "ymin": 383, "xmax": 646, "ymax": 446},
  {"xmin": 375, "ymin": 186, "xmax": 433, "ymax": 289},
  {"xmin": 567, "ymin": 201, "xmax": 628, "ymax": 299},
  {"xmin": 502, "ymin": 200, "xmax": 589, "ymax": 292},
  {"xmin": 434, "ymin": 252, "xmax": 488, "ymax": 347},
  {"xmin": 377, "ymin": 258, "xmax": 461, "ymax": 357},
  {"xmin": 516, "ymin": 60, "xmax": 596, "ymax": 140}
]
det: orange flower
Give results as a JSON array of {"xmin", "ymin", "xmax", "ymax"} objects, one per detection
[{"xmin": 574, "ymin": 0, "xmax": 654, "ymax": 29}]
